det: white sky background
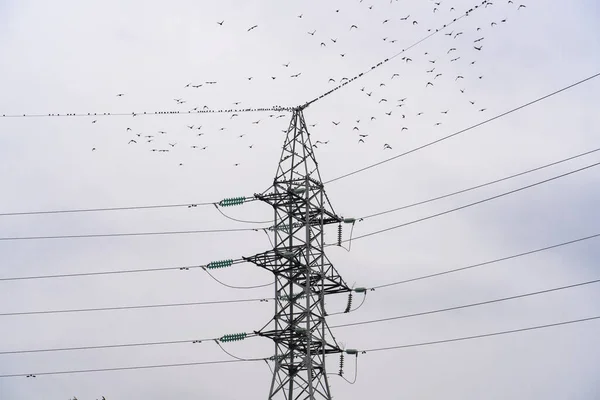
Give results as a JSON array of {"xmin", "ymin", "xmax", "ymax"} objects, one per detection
[{"xmin": 0, "ymin": 0, "xmax": 599, "ymax": 399}]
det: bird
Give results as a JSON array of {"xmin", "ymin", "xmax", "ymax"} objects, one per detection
[
  {"xmin": 379, "ymin": 98, "xmax": 388, "ymax": 103},
  {"xmin": 350, "ymin": 25, "xmax": 358, "ymax": 30},
  {"xmin": 271, "ymin": 76, "xmax": 276, "ymax": 80},
  {"xmin": 247, "ymin": 25, "xmax": 258, "ymax": 31},
  {"xmin": 451, "ymin": 57, "xmax": 460, "ymax": 62},
  {"xmin": 238, "ymin": 134, "xmax": 245, "ymax": 138},
  {"xmin": 283, "ymin": 62, "xmax": 290, "ymax": 67},
  {"xmin": 400, "ymin": 14, "xmax": 410, "ymax": 20},
  {"xmin": 128, "ymin": 140, "xmax": 137, "ymax": 144},
  {"xmin": 359, "ymin": 134, "xmax": 368, "ymax": 137},
  {"xmin": 116, "ymin": 93, "xmax": 124, "ymax": 97},
  {"xmin": 316, "ymin": 140, "xmax": 329, "ymax": 145},
  {"xmin": 249, "ymin": 145, "xmax": 254, "ymax": 149},
  {"xmin": 383, "ymin": 144, "xmax": 392, "ymax": 150},
  {"xmin": 434, "ymin": 122, "xmax": 442, "ymax": 126},
  {"xmin": 308, "ymin": 30, "xmax": 316, "ymax": 35},
  {"xmin": 321, "ymin": 42, "xmax": 326, "ymax": 47},
  {"xmin": 434, "ymin": 73, "xmax": 442, "ymax": 79},
  {"xmin": 456, "ymin": 75, "xmax": 464, "ymax": 81},
  {"xmin": 391, "ymin": 73, "xmax": 400, "ymax": 79},
  {"xmin": 474, "ymin": 46, "xmax": 483, "ymax": 51},
  {"xmin": 401, "ymin": 127, "xmax": 408, "ymax": 131},
  {"xmin": 91, "ymin": 147, "xmax": 96, "ymax": 151},
  {"xmin": 353, "ymin": 126, "xmax": 360, "ymax": 131},
  {"xmin": 469, "ymin": 101, "xmax": 476, "ymax": 105},
  {"xmin": 358, "ymin": 139, "xmax": 365, "ymax": 143},
  {"xmin": 332, "ymin": 121, "xmax": 340, "ymax": 125},
  {"xmin": 329, "ymin": 78, "xmax": 336, "ymax": 83},
  {"xmin": 169, "ymin": 143, "xmax": 177, "ymax": 147},
  {"xmin": 291, "ymin": 73, "xmax": 301, "ymax": 78},
  {"xmin": 252, "ymin": 120, "xmax": 260, "ymax": 124},
  {"xmin": 217, "ymin": 20, "xmax": 224, "ymax": 26},
  {"xmin": 412, "ymin": 20, "xmax": 418, "ymax": 25},
  {"xmin": 383, "ymin": 19, "xmax": 389, "ymax": 24},
  {"xmin": 92, "ymin": 120, "xmax": 97, "ymax": 123},
  {"xmin": 454, "ymin": 32, "xmax": 464, "ymax": 38},
  {"xmin": 479, "ymin": 108, "xmax": 487, "ymax": 112},
  {"xmin": 518, "ymin": 4, "xmax": 526, "ymax": 9},
  {"xmin": 427, "ymin": 68, "xmax": 435, "ymax": 73},
  {"xmin": 126, "ymin": 127, "xmax": 132, "ymax": 131},
  {"xmin": 386, "ymin": 111, "xmax": 392, "ymax": 116},
  {"xmin": 447, "ymin": 48, "xmax": 457, "ymax": 54},
  {"xmin": 417, "ymin": 112, "xmax": 424, "ymax": 116},
  {"xmin": 441, "ymin": 110, "xmax": 449, "ymax": 114},
  {"xmin": 187, "ymin": 125, "xmax": 194, "ymax": 129},
  {"xmin": 474, "ymin": 37, "xmax": 484, "ymax": 42},
  {"xmin": 370, "ymin": 117, "xmax": 376, "ymax": 121},
  {"xmin": 340, "ymin": 53, "xmax": 346, "ymax": 57},
  {"xmin": 298, "ymin": 14, "xmax": 303, "ymax": 18},
  {"xmin": 426, "ymin": 82, "xmax": 434, "ymax": 87},
  {"xmin": 491, "ymin": 22, "xmax": 497, "ymax": 27},
  {"xmin": 331, "ymin": 38, "xmax": 338, "ymax": 43}
]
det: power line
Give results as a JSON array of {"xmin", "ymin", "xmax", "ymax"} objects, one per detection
[
  {"xmin": 0, "ymin": 226, "xmax": 265, "ymax": 242},
  {"xmin": 0, "ymin": 297, "xmax": 271, "ymax": 318},
  {"xmin": 359, "ymin": 146, "xmax": 600, "ymax": 220},
  {"xmin": 0, "ymin": 336, "xmax": 218, "ymax": 356},
  {"xmin": 302, "ymin": 1, "xmax": 482, "ymax": 108},
  {"xmin": 0, "ymin": 106, "xmax": 291, "ymax": 119},
  {"xmin": 324, "ymin": 71, "xmax": 600, "ymax": 184},
  {"xmin": 0, "ymin": 358, "xmax": 264, "ymax": 378},
  {"xmin": 346, "ymin": 160, "xmax": 600, "ymax": 243},
  {"xmin": 330, "ymin": 278, "xmax": 600, "ymax": 329},
  {"xmin": 361, "ymin": 315, "xmax": 600, "ymax": 353},
  {"xmin": 0, "ymin": 197, "xmax": 259, "ymax": 218},
  {"xmin": 371, "ymin": 232, "xmax": 600, "ymax": 290}
]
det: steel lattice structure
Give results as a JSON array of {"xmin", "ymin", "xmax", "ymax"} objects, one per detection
[{"xmin": 245, "ymin": 107, "xmax": 351, "ymax": 400}]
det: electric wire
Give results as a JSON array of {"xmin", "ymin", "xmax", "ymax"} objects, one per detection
[
  {"xmin": 0, "ymin": 297, "xmax": 272, "ymax": 318},
  {"xmin": 202, "ymin": 267, "xmax": 273, "ymax": 290},
  {"xmin": 361, "ymin": 315, "xmax": 600, "ymax": 353},
  {"xmin": 371, "ymin": 232, "xmax": 600, "ymax": 290},
  {"xmin": 339, "ymin": 355, "xmax": 359, "ymax": 385},
  {"xmin": 0, "ymin": 106, "xmax": 291, "ymax": 119},
  {"xmin": 0, "ymin": 358, "xmax": 266, "ymax": 378},
  {"xmin": 303, "ymin": 0, "xmax": 482, "ymax": 108},
  {"xmin": 0, "ymin": 226, "xmax": 266, "ymax": 242},
  {"xmin": 213, "ymin": 204, "xmax": 271, "ymax": 224},
  {"xmin": 324, "ymin": 71, "xmax": 600, "ymax": 184},
  {"xmin": 214, "ymin": 340, "xmax": 259, "ymax": 362},
  {"xmin": 330, "ymin": 278, "xmax": 600, "ymax": 329},
  {"xmin": 358, "ymin": 146, "xmax": 600, "ymax": 220},
  {"xmin": 344, "ymin": 160, "xmax": 600, "ymax": 244}
]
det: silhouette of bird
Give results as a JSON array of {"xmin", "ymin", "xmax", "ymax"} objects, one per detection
[
  {"xmin": 291, "ymin": 73, "xmax": 301, "ymax": 78},
  {"xmin": 332, "ymin": 121, "xmax": 340, "ymax": 125},
  {"xmin": 217, "ymin": 20, "xmax": 224, "ymax": 26},
  {"xmin": 401, "ymin": 127, "xmax": 408, "ymax": 131},
  {"xmin": 518, "ymin": 4, "xmax": 526, "ymax": 10},
  {"xmin": 456, "ymin": 75, "xmax": 464, "ymax": 81},
  {"xmin": 247, "ymin": 25, "xmax": 258, "ymax": 31},
  {"xmin": 329, "ymin": 78, "xmax": 336, "ymax": 83},
  {"xmin": 92, "ymin": 120, "xmax": 97, "ymax": 124},
  {"xmin": 427, "ymin": 68, "xmax": 435, "ymax": 73},
  {"xmin": 434, "ymin": 73, "xmax": 442, "ymax": 79},
  {"xmin": 308, "ymin": 30, "xmax": 316, "ymax": 35},
  {"xmin": 187, "ymin": 125, "xmax": 194, "ymax": 129},
  {"xmin": 426, "ymin": 82, "xmax": 434, "ymax": 87},
  {"xmin": 383, "ymin": 144, "xmax": 392, "ymax": 150},
  {"xmin": 128, "ymin": 140, "xmax": 137, "ymax": 144},
  {"xmin": 126, "ymin": 127, "xmax": 132, "ymax": 131},
  {"xmin": 169, "ymin": 143, "xmax": 177, "ymax": 147},
  {"xmin": 451, "ymin": 57, "xmax": 460, "ymax": 62},
  {"xmin": 400, "ymin": 14, "xmax": 410, "ymax": 20},
  {"xmin": 479, "ymin": 108, "xmax": 487, "ymax": 112},
  {"xmin": 447, "ymin": 48, "xmax": 457, "ymax": 54},
  {"xmin": 283, "ymin": 62, "xmax": 290, "ymax": 67},
  {"xmin": 386, "ymin": 111, "xmax": 392, "ymax": 116},
  {"xmin": 434, "ymin": 122, "xmax": 442, "ymax": 126},
  {"xmin": 252, "ymin": 120, "xmax": 260, "ymax": 124},
  {"xmin": 441, "ymin": 110, "xmax": 449, "ymax": 114},
  {"xmin": 413, "ymin": 20, "xmax": 418, "ymax": 25},
  {"xmin": 350, "ymin": 25, "xmax": 358, "ymax": 30},
  {"xmin": 474, "ymin": 37, "xmax": 484, "ymax": 42},
  {"xmin": 379, "ymin": 98, "xmax": 388, "ymax": 103},
  {"xmin": 474, "ymin": 46, "xmax": 483, "ymax": 51},
  {"xmin": 331, "ymin": 38, "xmax": 338, "ymax": 43},
  {"xmin": 116, "ymin": 93, "xmax": 125, "ymax": 97}
]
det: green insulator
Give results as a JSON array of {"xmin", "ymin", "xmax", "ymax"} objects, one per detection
[
  {"xmin": 220, "ymin": 332, "xmax": 247, "ymax": 342},
  {"xmin": 353, "ymin": 287, "xmax": 367, "ymax": 293},
  {"xmin": 345, "ymin": 349, "xmax": 359, "ymax": 355},
  {"xmin": 207, "ymin": 259, "xmax": 234, "ymax": 269},
  {"xmin": 343, "ymin": 218, "xmax": 356, "ymax": 224},
  {"xmin": 219, "ymin": 197, "xmax": 246, "ymax": 207}
]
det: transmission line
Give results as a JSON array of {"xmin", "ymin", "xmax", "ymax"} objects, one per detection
[
  {"xmin": 371, "ymin": 232, "xmax": 600, "ymax": 290},
  {"xmin": 0, "ymin": 106, "xmax": 291, "ymax": 119},
  {"xmin": 361, "ymin": 315, "xmax": 600, "ymax": 353},
  {"xmin": 324, "ymin": 71, "xmax": 600, "ymax": 184},
  {"xmin": 0, "ymin": 297, "xmax": 271, "ymax": 318},
  {"xmin": 0, "ymin": 196, "xmax": 257, "ymax": 218},
  {"xmin": 344, "ymin": 160, "xmax": 600, "ymax": 244},
  {"xmin": 0, "ymin": 358, "xmax": 264, "ymax": 378},
  {"xmin": 302, "ymin": 0, "xmax": 484, "ymax": 108},
  {"xmin": 330, "ymin": 278, "xmax": 600, "ymax": 329},
  {"xmin": 358, "ymin": 146, "xmax": 600, "ymax": 220},
  {"xmin": 0, "ymin": 226, "xmax": 266, "ymax": 242}
]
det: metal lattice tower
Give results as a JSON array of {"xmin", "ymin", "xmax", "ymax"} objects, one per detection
[{"xmin": 245, "ymin": 107, "xmax": 351, "ymax": 400}]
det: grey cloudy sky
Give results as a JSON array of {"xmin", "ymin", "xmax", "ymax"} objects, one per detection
[{"xmin": 0, "ymin": 0, "xmax": 599, "ymax": 399}]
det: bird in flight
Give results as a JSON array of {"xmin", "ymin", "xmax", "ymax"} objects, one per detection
[
  {"xmin": 128, "ymin": 140, "xmax": 137, "ymax": 144},
  {"xmin": 456, "ymin": 75, "xmax": 464, "ymax": 81},
  {"xmin": 400, "ymin": 14, "xmax": 410, "ymax": 20},
  {"xmin": 350, "ymin": 25, "xmax": 358, "ymax": 30},
  {"xmin": 332, "ymin": 121, "xmax": 340, "ymax": 125},
  {"xmin": 474, "ymin": 46, "xmax": 483, "ymax": 51},
  {"xmin": 518, "ymin": 4, "xmax": 526, "ymax": 10},
  {"xmin": 247, "ymin": 25, "xmax": 258, "ymax": 31},
  {"xmin": 252, "ymin": 120, "xmax": 260, "ymax": 124},
  {"xmin": 217, "ymin": 20, "xmax": 224, "ymax": 26},
  {"xmin": 434, "ymin": 73, "xmax": 442, "ymax": 79},
  {"xmin": 392, "ymin": 73, "xmax": 400, "ymax": 79},
  {"xmin": 169, "ymin": 143, "xmax": 177, "ymax": 147},
  {"xmin": 383, "ymin": 144, "xmax": 392, "ymax": 150},
  {"xmin": 116, "ymin": 93, "xmax": 125, "ymax": 97},
  {"xmin": 291, "ymin": 73, "xmax": 301, "ymax": 78},
  {"xmin": 426, "ymin": 82, "xmax": 434, "ymax": 87},
  {"xmin": 283, "ymin": 62, "xmax": 290, "ymax": 67},
  {"xmin": 308, "ymin": 30, "xmax": 316, "ymax": 35}
]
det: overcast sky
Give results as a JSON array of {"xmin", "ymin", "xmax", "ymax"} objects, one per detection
[{"xmin": 1, "ymin": 0, "xmax": 599, "ymax": 399}]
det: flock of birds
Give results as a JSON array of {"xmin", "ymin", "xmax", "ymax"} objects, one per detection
[{"xmin": 87, "ymin": 0, "xmax": 527, "ymax": 163}]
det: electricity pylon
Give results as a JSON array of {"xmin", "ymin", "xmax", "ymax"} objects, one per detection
[{"xmin": 245, "ymin": 106, "xmax": 351, "ymax": 399}]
